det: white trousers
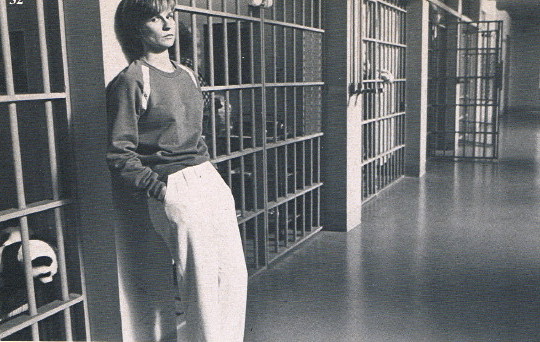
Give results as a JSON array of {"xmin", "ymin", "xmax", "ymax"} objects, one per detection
[{"xmin": 149, "ymin": 161, "xmax": 248, "ymax": 342}]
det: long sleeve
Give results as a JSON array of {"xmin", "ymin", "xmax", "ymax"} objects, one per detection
[{"xmin": 106, "ymin": 73, "xmax": 166, "ymax": 200}]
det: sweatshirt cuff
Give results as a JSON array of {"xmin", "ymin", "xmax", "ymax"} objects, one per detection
[{"xmin": 148, "ymin": 180, "xmax": 166, "ymax": 201}]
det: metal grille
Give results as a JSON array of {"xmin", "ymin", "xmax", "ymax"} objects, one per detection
[
  {"xmin": 428, "ymin": 14, "xmax": 503, "ymax": 159},
  {"xmin": 0, "ymin": 0, "xmax": 87, "ymax": 340},
  {"xmin": 361, "ymin": 0, "xmax": 406, "ymax": 201},
  {"xmin": 175, "ymin": 0, "xmax": 323, "ymax": 271}
]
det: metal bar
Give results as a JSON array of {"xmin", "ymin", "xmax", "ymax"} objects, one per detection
[
  {"xmin": 301, "ymin": 141, "xmax": 306, "ymax": 235},
  {"xmin": 223, "ymin": 21, "xmax": 231, "ymax": 156},
  {"xmin": 0, "ymin": 199, "xmax": 72, "ymax": 222},
  {"xmin": 254, "ymin": 215, "xmax": 259, "ymax": 267},
  {"xmin": 265, "ymin": 81, "xmax": 325, "ymax": 87},
  {"xmin": 311, "ymin": 0, "xmax": 314, "ymax": 27},
  {"xmin": 260, "ymin": 12, "xmax": 269, "ymax": 266},
  {"xmin": 192, "ymin": 13, "xmax": 199, "ymax": 76},
  {"xmin": 302, "ymin": 0, "xmax": 305, "ymax": 26},
  {"xmin": 207, "ymin": 12, "xmax": 217, "ymax": 158},
  {"xmin": 293, "ymin": 143, "xmax": 297, "ymax": 241},
  {"xmin": 252, "ymin": 153, "xmax": 259, "ymax": 266},
  {"xmin": 284, "ymin": 144, "xmax": 289, "ymax": 247},
  {"xmin": 0, "ymin": 92, "xmax": 67, "ymax": 103},
  {"xmin": 427, "ymin": 0, "xmax": 474, "ymax": 23},
  {"xmin": 241, "ymin": 155, "xmax": 246, "ymax": 216},
  {"xmin": 0, "ymin": 294, "xmax": 85, "ymax": 340},
  {"xmin": 249, "ymin": 20, "xmax": 257, "ymax": 151},
  {"xmin": 36, "ymin": 0, "xmax": 74, "ymax": 336},
  {"xmin": 361, "ymin": 144, "xmax": 406, "ymax": 167},
  {"xmin": 0, "ymin": 2, "xmax": 40, "ymax": 338},
  {"xmin": 316, "ymin": 137, "xmax": 321, "ymax": 227},
  {"xmin": 309, "ymin": 139, "xmax": 313, "ymax": 229},
  {"xmin": 266, "ymin": 183, "xmax": 323, "ymax": 210},
  {"xmin": 176, "ymin": 5, "xmax": 324, "ymax": 33},
  {"xmin": 236, "ymin": 20, "xmax": 244, "ymax": 150},
  {"xmin": 264, "ymin": 132, "xmax": 324, "ymax": 151},
  {"xmin": 174, "ymin": 10, "xmax": 181, "ymax": 62}
]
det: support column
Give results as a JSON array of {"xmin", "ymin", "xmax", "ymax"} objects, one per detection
[
  {"xmin": 63, "ymin": 1, "xmax": 123, "ymax": 340},
  {"xmin": 321, "ymin": 0, "xmax": 362, "ymax": 231},
  {"xmin": 405, "ymin": 0, "xmax": 430, "ymax": 177}
]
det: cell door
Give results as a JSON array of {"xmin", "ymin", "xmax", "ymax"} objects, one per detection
[
  {"xmin": 175, "ymin": 0, "xmax": 323, "ymax": 272},
  {"xmin": 360, "ymin": 0, "xmax": 407, "ymax": 201},
  {"xmin": 0, "ymin": 0, "xmax": 88, "ymax": 340},
  {"xmin": 428, "ymin": 20, "xmax": 503, "ymax": 160}
]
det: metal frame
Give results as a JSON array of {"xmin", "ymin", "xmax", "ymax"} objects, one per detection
[
  {"xmin": 0, "ymin": 0, "xmax": 87, "ymax": 340},
  {"xmin": 360, "ymin": 0, "xmax": 407, "ymax": 201},
  {"xmin": 175, "ymin": 0, "xmax": 323, "ymax": 271},
  {"xmin": 427, "ymin": 1, "xmax": 503, "ymax": 160}
]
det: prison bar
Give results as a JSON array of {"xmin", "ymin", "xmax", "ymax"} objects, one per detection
[
  {"xmin": 175, "ymin": 0, "xmax": 323, "ymax": 269},
  {"xmin": 36, "ymin": 0, "xmax": 74, "ymax": 338},
  {"xmin": 0, "ymin": 0, "xmax": 87, "ymax": 338},
  {"xmin": 360, "ymin": 0, "xmax": 407, "ymax": 201},
  {"xmin": 0, "ymin": 0, "xmax": 40, "ymax": 338},
  {"xmin": 427, "ymin": 13, "xmax": 502, "ymax": 160}
]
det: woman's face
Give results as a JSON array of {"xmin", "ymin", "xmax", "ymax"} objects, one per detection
[{"xmin": 140, "ymin": 9, "xmax": 176, "ymax": 53}]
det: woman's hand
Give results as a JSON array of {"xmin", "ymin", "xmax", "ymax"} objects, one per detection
[{"xmin": 158, "ymin": 185, "xmax": 167, "ymax": 202}]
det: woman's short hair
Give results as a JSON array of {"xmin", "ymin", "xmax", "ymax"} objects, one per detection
[{"xmin": 115, "ymin": 0, "xmax": 177, "ymax": 61}]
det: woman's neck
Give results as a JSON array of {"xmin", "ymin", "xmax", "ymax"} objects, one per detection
[{"xmin": 142, "ymin": 51, "xmax": 175, "ymax": 72}]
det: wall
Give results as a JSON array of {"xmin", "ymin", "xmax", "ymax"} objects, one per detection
[
  {"xmin": 63, "ymin": 0, "xmax": 125, "ymax": 340},
  {"xmin": 508, "ymin": 16, "xmax": 540, "ymax": 112}
]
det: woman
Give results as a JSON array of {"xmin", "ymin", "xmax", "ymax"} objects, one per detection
[{"xmin": 107, "ymin": 0, "xmax": 248, "ymax": 340}]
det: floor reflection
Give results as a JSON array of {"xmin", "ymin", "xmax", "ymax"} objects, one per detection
[{"xmin": 245, "ymin": 112, "xmax": 540, "ymax": 341}]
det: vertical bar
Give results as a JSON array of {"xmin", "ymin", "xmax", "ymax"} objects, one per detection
[
  {"xmin": 273, "ymin": 38, "xmax": 278, "ymax": 142},
  {"xmin": 311, "ymin": 0, "xmax": 314, "ymax": 27},
  {"xmin": 284, "ymin": 145, "xmax": 289, "ymax": 247},
  {"xmin": 250, "ymin": 21, "xmax": 256, "ymax": 149},
  {"xmin": 494, "ymin": 21, "xmax": 502, "ymax": 159},
  {"xmin": 192, "ymin": 13, "xmax": 199, "ymax": 76},
  {"xmin": 309, "ymin": 139, "xmax": 313, "ymax": 229},
  {"xmin": 317, "ymin": 136, "xmax": 321, "ymax": 227},
  {"xmin": 282, "ymin": 19, "xmax": 288, "ymax": 139},
  {"xmin": 174, "ymin": 10, "xmax": 181, "ymax": 62},
  {"xmin": 241, "ymin": 156, "xmax": 246, "ymax": 214},
  {"xmin": 237, "ymin": 20, "xmax": 244, "ymax": 151},
  {"xmin": 254, "ymin": 215, "xmax": 259, "ymax": 267},
  {"xmin": 302, "ymin": 0, "xmax": 305, "ymax": 26},
  {"xmin": 318, "ymin": 0, "xmax": 322, "ymax": 28},
  {"xmin": 208, "ymin": 10, "xmax": 217, "ymax": 158},
  {"xmin": 223, "ymin": 18, "xmax": 231, "ymax": 157},
  {"xmin": 260, "ymin": 12, "xmax": 269, "ymax": 266},
  {"xmin": 293, "ymin": 144, "xmax": 297, "ymax": 241},
  {"xmin": 35, "ymin": 5, "xmax": 73, "ymax": 337},
  {"xmin": 252, "ymin": 159, "xmax": 259, "ymax": 266},
  {"xmin": 0, "ymin": 1, "xmax": 40, "ymax": 338},
  {"xmin": 301, "ymin": 141, "xmax": 306, "ymax": 235}
]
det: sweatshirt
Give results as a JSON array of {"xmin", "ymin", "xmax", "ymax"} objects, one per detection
[{"xmin": 106, "ymin": 59, "xmax": 210, "ymax": 200}]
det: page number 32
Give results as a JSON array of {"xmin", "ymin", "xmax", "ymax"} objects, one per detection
[{"xmin": 9, "ymin": 0, "xmax": 24, "ymax": 4}]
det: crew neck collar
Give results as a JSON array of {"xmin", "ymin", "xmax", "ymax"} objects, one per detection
[{"xmin": 140, "ymin": 59, "xmax": 181, "ymax": 78}]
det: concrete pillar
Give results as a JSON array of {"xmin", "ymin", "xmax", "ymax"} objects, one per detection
[
  {"xmin": 99, "ymin": 1, "xmax": 178, "ymax": 341},
  {"xmin": 321, "ymin": 0, "xmax": 363, "ymax": 231},
  {"xmin": 405, "ymin": 0, "xmax": 430, "ymax": 177},
  {"xmin": 63, "ymin": 1, "xmax": 123, "ymax": 340}
]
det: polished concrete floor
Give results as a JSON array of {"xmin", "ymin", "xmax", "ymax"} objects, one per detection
[{"xmin": 244, "ymin": 113, "xmax": 540, "ymax": 342}]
